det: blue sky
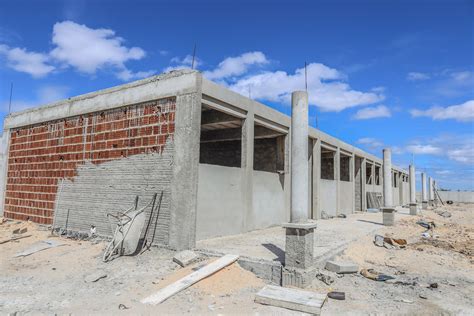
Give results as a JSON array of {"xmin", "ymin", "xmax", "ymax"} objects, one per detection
[{"xmin": 0, "ymin": 0, "xmax": 473, "ymax": 190}]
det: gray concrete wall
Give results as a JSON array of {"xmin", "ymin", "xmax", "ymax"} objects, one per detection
[
  {"xmin": 339, "ymin": 181, "xmax": 353, "ymax": 214},
  {"xmin": 437, "ymin": 191, "xmax": 474, "ymax": 203},
  {"xmin": 251, "ymin": 170, "xmax": 286, "ymax": 230},
  {"xmin": 320, "ymin": 179, "xmax": 337, "ymax": 216},
  {"xmin": 392, "ymin": 187, "xmax": 400, "ymax": 206},
  {"xmin": 196, "ymin": 164, "xmax": 243, "ymax": 240}
]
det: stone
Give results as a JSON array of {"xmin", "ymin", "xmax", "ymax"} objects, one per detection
[
  {"xmin": 84, "ymin": 271, "xmax": 107, "ymax": 283},
  {"xmin": 173, "ymin": 250, "xmax": 200, "ymax": 267},
  {"xmin": 325, "ymin": 260, "xmax": 358, "ymax": 274}
]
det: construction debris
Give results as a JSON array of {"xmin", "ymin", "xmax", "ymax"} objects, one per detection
[
  {"xmin": 316, "ymin": 272, "xmax": 334, "ymax": 285},
  {"xmin": 325, "ymin": 260, "xmax": 358, "ymax": 274},
  {"xmin": 0, "ymin": 234, "xmax": 32, "ymax": 244},
  {"xmin": 374, "ymin": 235, "xmax": 407, "ymax": 249},
  {"xmin": 255, "ymin": 285, "xmax": 327, "ymax": 315},
  {"xmin": 141, "ymin": 254, "xmax": 239, "ymax": 305},
  {"xmin": 173, "ymin": 250, "xmax": 200, "ymax": 267},
  {"xmin": 434, "ymin": 210, "xmax": 452, "ymax": 218},
  {"xmin": 14, "ymin": 240, "xmax": 65, "ymax": 257},
  {"xmin": 360, "ymin": 269, "xmax": 395, "ymax": 282},
  {"xmin": 416, "ymin": 220, "xmax": 436, "ymax": 230},
  {"xmin": 327, "ymin": 291, "xmax": 345, "ymax": 300}
]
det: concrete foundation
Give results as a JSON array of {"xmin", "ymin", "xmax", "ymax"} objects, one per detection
[
  {"xmin": 282, "ymin": 266, "xmax": 319, "ymax": 288},
  {"xmin": 381, "ymin": 207, "xmax": 395, "ymax": 226},
  {"xmin": 283, "ymin": 222, "xmax": 317, "ymax": 270},
  {"xmin": 422, "ymin": 201, "xmax": 428, "ymax": 209},
  {"xmin": 409, "ymin": 203, "xmax": 417, "ymax": 215}
]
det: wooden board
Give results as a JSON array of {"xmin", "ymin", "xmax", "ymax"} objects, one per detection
[
  {"xmin": 141, "ymin": 254, "xmax": 239, "ymax": 305},
  {"xmin": 255, "ymin": 285, "xmax": 327, "ymax": 315}
]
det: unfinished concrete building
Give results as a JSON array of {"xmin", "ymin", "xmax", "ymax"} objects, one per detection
[{"xmin": 0, "ymin": 70, "xmax": 411, "ymax": 250}]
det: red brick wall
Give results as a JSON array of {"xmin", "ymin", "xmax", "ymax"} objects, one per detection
[{"xmin": 4, "ymin": 97, "xmax": 176, "ymax": 224}]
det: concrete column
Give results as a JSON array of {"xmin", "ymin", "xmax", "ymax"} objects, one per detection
[
  {"xmin": 283, "ymin": 92, "xmax": 317, "ymax": 288},
  {"xmin": 312, "ymin": 138, "xmax": 321, "ymax": 219},
  {"xmin": 421, "ymin": 172, "xmax": 428, "ymax": 209},
  {"xmin": 361, "ymin": 158, "xmax": 367, "ymax": 212},
  {"xmin": 241, "ymin": 108, "xmax": 254, "ymax": 231},
  {"xmin": 290, "ymin": 91, "xmax": 309, "ymax": 223},
  {"xmin": 371, "ymin": 163, "xmax": 376, "ymax": 188},
  {"xmin": 169, "ymin": 77, "xmax": 202, "ymax": 250},
  {"xmin": 335, "ymin": 147, "xmax": 340, "ymax": 215},
  {"xmin": 0, "ymin": 130, "xmax": 11, "ymax": 217},
  {"xmin": 383, "ymin": 148, "xmax": 393, "ymax": 207},
  {"xmin": 428, "ymin": 177, "xmax": 434, "ymax": 201},
  {"xmin": 409, "ymin": 165, "xmax": 417, "ymax": 215},
  {"xmin": 350, "ymin": 154, "xmax": 355, "ymax": 213}
]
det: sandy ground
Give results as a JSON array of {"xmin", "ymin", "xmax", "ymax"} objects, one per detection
[{"xmin": 1, "ymin": 203, "xmax": 473, "ymax": 315}]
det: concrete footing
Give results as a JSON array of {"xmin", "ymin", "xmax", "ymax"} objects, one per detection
[
  {"xmin": 283, "ymin": 222, "xmax": 317, "ymax": 270},
  {"xmin": 282, "ymin": 266, "xmax": 319, "ymax": 288},
  {"xmin": 422, "ymin": 201, "xmax": 428, "ymax": 210},
  {"xmin": 409, "ymin": 203, "xmax": 417, "ymax": 215},
  {"xmin": 381, "ymin": 207, "xmax": 395, "ymax": 226}
]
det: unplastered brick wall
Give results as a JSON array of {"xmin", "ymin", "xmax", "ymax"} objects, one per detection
[{"xmin": 4, "ymin": 98, "xmax": 176, "ymax": 230}]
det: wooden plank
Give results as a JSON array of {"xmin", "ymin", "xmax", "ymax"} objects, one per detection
[
  {"xmin": 0, "ymin": 234, "xmax": 32, "ymax": 244},
  {"xmin": 141, "ymin": 254, "xmax": 239, "ymax": 305},
  {"xmin": 255, "ymin": 285, "xmax": 327, "ymax": 315}
]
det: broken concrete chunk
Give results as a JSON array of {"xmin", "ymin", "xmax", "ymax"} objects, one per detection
[
  {"xmin": 13, "ymin": 227, "xmax": 27, "ymax": 234},
  {"xmin": 325, "ymin": 261, "xmax": 359, "ymax": 274},
  {"xmin": 85, "ymin": 271, "xmax": 107, "ymax": 283},
  {"xmin": 173, "ymin": 250, "xmax": 200, "ymax": 267},
  {"xmin": 316, "ymin": 272, "xmax": 334, "ymax": 285}
]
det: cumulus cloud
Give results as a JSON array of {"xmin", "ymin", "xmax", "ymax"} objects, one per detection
[
  {"xmin": 203, "ymin": 51, "xmax": 268, "ymax": 80},
  {"xmin": 410, "ymin": 100, "xmax": 474, "ymax": 122},
  {"xmin": 353, "ymin": 105, "xmax": 391, "ymax": 120},
  {"xmin": 0, "ymin": 21, "xmax": 152, "ymax": 81},
  {"xmin": 225, "ymin": 62, "xmax": 383, "ymax": 112},
  {"xmin": 163, "ymin": 54, "xmax": 202, "ymax": 72},
  {"xmin": 357, "ymin": 137, "xmax": 384, "ymax": 151},
  {"xmin": 406, "ymin": 144, "xmax": 442, "ymax": 155},
  {"xmin": 0, "ymin": 44, "xmax": 54, "ymax": 77},
  {"xmin": 50, "ymin": 21, "xmax": 147, "ymax": 78},
  {"xmin": 407, "ymin": 72, "xmax": 430, "ymax": 81}
]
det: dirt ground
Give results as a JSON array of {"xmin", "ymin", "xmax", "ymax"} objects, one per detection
[{"xmin": 1, "ymin": 203, "xmax": 473, "ymax": 315}]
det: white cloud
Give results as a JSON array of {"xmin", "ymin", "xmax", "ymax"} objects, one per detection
[
  {"xmin": 163, "ymin": 54, "xmax": 202, "ymax": 72},
  {"xmin": 203, "ymin": 51, "xmax": 268, "ymax": 80},
  {"xmin": 0, "ymin": 44, "xmax": 54, "ymax": 77},
  {"xmin": 407, "ymin": 72, "xmax": 430, "ymax": 81},
  {"xmin": 406, "ymin": 144, "xmax": 442, "ymax": 155},
  {"xmin": 357, "ymin": 137, "xmax": 383, "ymax": 151},
  {"xmin": 0, "ymin": 21, "xmax": 151, "ymax": 81},
  {"xmin": 50, "ymin": 21, "xmax": 146, "ymax": 79},
  {"xmin": 410, "ymin": 100, "xmax": 474, "ymax": 122},
  {"xmin": 353, "ymin": 105, "xmax": 391, "ymax": 120},
  {"xmin": 227, "ymin": 62, "xmax": 384, "ymax": 112},
  {"xmin": 447, "ymin": 145, "xmax": 474, "ymax": 164}
]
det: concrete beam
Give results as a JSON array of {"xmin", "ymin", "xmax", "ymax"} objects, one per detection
[
  {"xmin": 200, "ymin": 125, "xmax": 283, "ymax": 142},
  {"xmin": 200, "ymin": 110, "xmax": 242, "ymax": 127}
]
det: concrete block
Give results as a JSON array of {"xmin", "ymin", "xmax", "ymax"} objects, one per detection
[
  {"xmin": 282, "ymin": 266, "xmax": 319, "ymax": 288},
  {"xmin": 283, "ymin": 223, "xmax": 316, "ymax": 270},
  {"xmin": 381, "ymin": 207, "xmax": 395, "ymax": 226},
  {"xmin": 422, "ymin": 201, "xmax": 428, "ymax": 210},
  {"xmin": 173, "ymin": 250, "xmax": 200, "ymax": 267},
  {"xmin": 325, "ymin": 260, "xmax": 358, "ymax": 274},
  {"xmin": 409, "ymin": 203, "xmax": 417, "ymax": 215}
]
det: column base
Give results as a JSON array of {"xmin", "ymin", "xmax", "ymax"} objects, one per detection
[
  {"xmin": 282, "ymin": 266, "xmax": 319, "ymax": 288},
  {"xmin": 422, "ymin": 201, "xmax": 428, "ymax": 210},
  {"xmin": 282, "ymin": 222, "xmax": 317, "ymax": 270},
  {"xmin": 381, "ymin": 207, "xmax": 395, "ymax": 226},
  {"xmin": 409, "ymin": 203, "xmax": 417, "ymax": 215}
]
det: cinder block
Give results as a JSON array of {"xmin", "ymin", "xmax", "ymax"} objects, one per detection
[
  {"xmin": 173, "ymin": 250, "xmax": 200, "ymax": 267},
  {"xmin": 325, "ymin": 260, "xmax": 358, "ymax": 274}
]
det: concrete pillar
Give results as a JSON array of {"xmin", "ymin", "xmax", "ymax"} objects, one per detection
[
  {"xmin": 350, "ymin": 154, "xmax": 355, "ymax": 213},
  {"xmin": 383, "ymin": 148, "xmax": 393, "ymax": 207},
  {"xmin": 421, "ymin": 172, "xmax": 428, "ymax": 209},
  {"xmin": 311, "ymin": 139, "xmax": 321, "ymax": 219},
  {"xmin": 283, "ymin": 91, "xmax": 317, "ymax": 288},
  {"xmin": 241, "ymin": 108, "xmax": 254, "ymax": 231},
  {"xmin": 335, "ymin": 147, "xmax": 340, "ymax": 215},
  {"xmin": 289, "ymin": 91, "xmax": 309, "ymax": 223},
  {"xmin": 0, "ymin": 130, "xmax": 11, "ymax": 217},
  {"xmin": 361, "ymin": 158, "xmax": 367, "ymax": 212},
  {"xmin": 409, "ymin": 165, "xmax": 417, "ymax": 215},
  {"xmin": 429, "ymin": 176, "xmax": 434, "ymax": 207}
]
